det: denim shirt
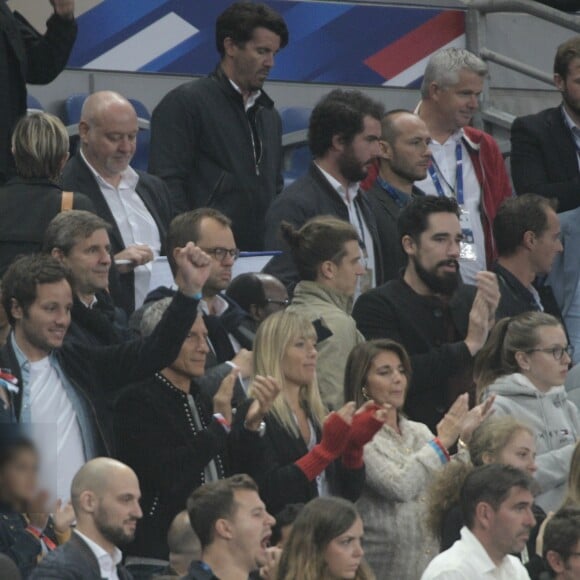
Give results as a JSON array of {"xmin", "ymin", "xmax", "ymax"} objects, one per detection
[{"xmin": 10, "ymin": 334, "xmax": 98, "ymax": 460}]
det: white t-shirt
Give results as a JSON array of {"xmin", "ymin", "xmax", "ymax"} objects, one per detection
[{"xmin": 29, "ymin": 357, "xmax": 85, "ymax": 502}]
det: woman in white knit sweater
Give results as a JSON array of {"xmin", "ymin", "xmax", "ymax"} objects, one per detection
[{"xmin": 344, "ymin": 339, "xmax": 494, "ymax": 580}]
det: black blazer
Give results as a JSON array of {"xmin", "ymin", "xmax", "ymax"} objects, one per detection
[
  {"xmin": 29, "ymin": 532, "xmax": 132, "ymax": 580},
  {"xmin": 61, "ymin": 153, "xmax": 173, "ymax": 313},
  {"xmin": 0, "ymin": 5, "xmax": 76, "ymax": 183},
  {"xmin": 511, "ymin": 106, "xmax": 580, "ymax": 211},
  {"xmin": 263, "ymin": 163, "xmax": 385, "ymax": 290},
  {"xmin": 365, "ymin": 181, "xmax": 424, "ymax": 283},
  {"xmin": 0, "ymin": 177, "xmax": 94, "ymax": 277},
  {"xmin": 353, "ymin": 278, "xmax": 476, "ymax": 432}
]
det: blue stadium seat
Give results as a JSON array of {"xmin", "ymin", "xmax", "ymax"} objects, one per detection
[
  {"xmin": 279, "ymin": 107, "xmax": 312, "ymax": 186},
  {"xmin": 63, "ymin": 92, "xmax": 88, "ymax": 127},
  {"xmin": 26, "ymin": 94, "xmax": 44, "ymax": 114}
]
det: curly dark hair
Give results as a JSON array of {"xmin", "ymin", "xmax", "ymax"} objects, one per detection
[
  {"xmin": 397, "ymin": 195, "xmax": 460, "ymax": 243},
  {"xmin": 308, "ymin": 89, "xmax": 384, "ymax": 158}
]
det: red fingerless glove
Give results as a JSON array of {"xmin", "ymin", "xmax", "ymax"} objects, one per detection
[
  {"xmin": 295, "ymin": 412, "xmax": 351, "ymax": 481},
  {"xmin": 342, "ymin": 404, "xmax": 384, "ymax": 469}
]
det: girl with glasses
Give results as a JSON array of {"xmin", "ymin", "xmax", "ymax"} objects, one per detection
[{"xmin": 476, "ymin": 311, "xmax": 579, "ymax": 513}]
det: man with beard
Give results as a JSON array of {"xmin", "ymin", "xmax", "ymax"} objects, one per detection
[
  {"xmin": 365, "ymin": 110, "xmax": 429, "ymax": 281},
  {"xmin": 353, "ymin": 196, "xmax": 500, "ymax": 432},
  {"xmin": 30, "ymin": 458, "xmax": 141, "ymax": 579},
  {"xmin": 264, "ymin": 89, "xmax": 385, "ymax": 294},
  {"xmin": 512, "ymin": 37, "xmax": 580, "ymax": 212}
]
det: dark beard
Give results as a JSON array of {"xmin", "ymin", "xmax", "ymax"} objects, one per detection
[
  {"xmin": 412, "ymin": 255, "xmax": 460, "ymax": 296},
  {"xmin": 95, "ymin": 507, "xmax": 137, "ymax": 546},
  {"xmin": 337, "ymin": 147, "xmax": 368, "ymax": 183}
]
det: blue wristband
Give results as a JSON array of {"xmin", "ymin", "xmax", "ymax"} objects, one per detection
[
  {"xmin": 193, "ymin": 291, "xmax": 202, "ymax": 300},
  {"xmin": 428, "ymin": 440, "xmax": 449, "ymax": 465}
]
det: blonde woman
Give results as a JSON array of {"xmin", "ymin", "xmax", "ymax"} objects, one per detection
[{"xmin": 242, "ymin": 310, "xmax": 387, "ymax": 515}]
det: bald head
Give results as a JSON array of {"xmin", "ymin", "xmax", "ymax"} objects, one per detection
[
  {"xmin": 381, "ymin": 110, "xmax": 427, "ymax": 145},
  {"xmin": 79, "ymin": 91, "xmax": 138, "ymax": 180}
]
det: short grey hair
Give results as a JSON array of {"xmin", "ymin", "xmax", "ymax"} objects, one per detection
[
  {"xmin": 420, "ymin": 48, "xmax": 488, "ymax": 99},
  {"xmin": 140, "ymin": 298, "xmax": 173, "ymax": 337}
]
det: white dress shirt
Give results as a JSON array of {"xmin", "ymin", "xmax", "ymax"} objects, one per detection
[
  {"xmin": 314, "ymin": 164, "xmax": 376, "ymax": 297},
  {"xmin": 75, "ymin": 530, "xmax": 122, "ymax": 580},
  {"xmin": 562, "ymin": 104, "xmax": 580, "ymax": 171},
  {"xmin": 421, "ymin": 527, "xmax": 531, "ymax": 580},
  {"xmin": 200, "ymin": 294, "xmax": 242, "ymax": 353},
  {"xmin": 415, "ymin": 130, "xmax": 486, "ymax": 285},
  {"xmin": 80, "ymin": 150, "xmax": 161, "ymax": 309}
]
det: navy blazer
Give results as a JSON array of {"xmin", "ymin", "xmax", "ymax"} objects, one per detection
[
  {"xmin": 61, "ymin": 153, "xmax": 173, "ymax": 313},
  {"xmin": 511, "ymin": 106, "xmax": 580, "ymax": 212}
]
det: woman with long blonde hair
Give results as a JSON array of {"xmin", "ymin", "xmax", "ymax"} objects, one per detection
[
  {"xmin": 276, "ymin": 497, "xmax": 375, "ymax": 580},
  {"xmin": 244, "ymin": 310, "xmax": 386, "ymax": 515}
]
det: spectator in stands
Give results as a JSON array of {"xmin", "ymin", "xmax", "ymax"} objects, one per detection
[
  {"xmin": 149, "ymin": 2, "xmax": 288, "ymax": 251},
  {"xmin": 270, "ymin": 503, "xmax": 303, "ymax": 548},
  {"xmin": 412, "ymin": 47, "xmax": 511, "ymax": 284},
  {"xmin": 62, "ymin": 91, "xmax": 172, "ymax": 314},
  {"xmin": 562, "ymin": 442, "xmax": 580, "ymax": 509},
  {"xmin": 421, "ymin": 464, "xmax": 535, "ymax": 580},
  {"xmin": 225, "ymin": 273, "xmax": 288, "ymax": 330},
  {"xmin": 0, "ymin": 113, "xmax": 94, "ymax": 278},
  {"xmin": 493, "ymin": 195, "xmax": 563, "ymax": 320},
  {"xmin": 43, "ymin": 210, "xmax": 129, "ymax": 347},
  {"xmin": 344, "ymin": 338, "xmax": 493, "ymax": 579},
  {"xmin": 0, "ymin": 554, "xmax": 20, "ymax": 580},
  {"xmin": 115, "ymin": 297, "xmax": 280, "ymax": 576},
  {"xmin": 283, "ymin": 217, "xmax": 365, "ymax": 410},
  {"xmin": 277, "ymin": 496, "xmax": 374, "ymax": 580},
  {"xmin": 238, "ymin": 309, "xmax": 387, "ymax": 515},
  {"xmin": 264, "ymin": 89, "xmax": 385, "ymax": 292},
  {"xmin": 353, "ymin": 195, "xmax": 500, "ymax": 432},
  {"xmin": 0, "ymin": 0, "xmax": 76, "ymax": 185},
  {"xmin": 548, "ymin": 203, "xmax": 580, "ymax": 363},
  {"xmin": 0, "ymin": 245, "xmax": 211, "ymax": 501},
  {"xmin": 511, "ymin": 37, "xmax": 580, "ymax": 212},
  {"xmin": 139, "ymin": 208, "xmax": 255, "ymax": 402},
  {"xmin": 163, "ymin": 511, "xmax": 201, "ymax": 578},
  {"xmin": 476, "ymin": 312, "xmax": 578, "ymax": 512},
  {"xmin": 30, "ymin": 458, "xmax": 140, "ymax": 580},
  {"xmin": 427, "ymin": 417, "xmax": 544, "ymax": 561},
  {"xmin": 543, "ymin": 508, "xmax": 580, "ymax": 579},
  {"xmin": 365, "ymin": 110, "xmax": 428, "ymax": 281},
  {"xmin": 184, "ymin": 474, "xmax": 276, "ymax": 580},
  {"xmin": 0, "ymin": 433, "xmax": 75, "ymax": 578}
]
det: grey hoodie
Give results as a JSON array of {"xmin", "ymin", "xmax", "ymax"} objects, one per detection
[{"xmin": 484, "ymin": 373, "xmax": 580, "ymax": 512}]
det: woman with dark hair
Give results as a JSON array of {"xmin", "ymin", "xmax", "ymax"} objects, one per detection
[
  {"xmin": 0, "ymin": 435, "xmax": 74, "ymax": 578},
  {"xmin": 276, "ymin": 496, "xmax": 374, "ymax": 580},
  {"xmin": 344, "ymin": 339, "xmax": 494, "ymax": 580},
  {"xmin": 476, "ymin": 311, "xmax": 578, "ymax": 512}
]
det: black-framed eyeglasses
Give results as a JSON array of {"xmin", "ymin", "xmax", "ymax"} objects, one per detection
[
  {"xmin": 201, "ymin": 247, "xmax": 241, "ymax": 262},
  {"xmin": 526, "ymin": 345, "xmax": 575, "ymax": 360},
  {"xmin": 265, "ymin": 298, "xmax": 289, "ymax": 307}
]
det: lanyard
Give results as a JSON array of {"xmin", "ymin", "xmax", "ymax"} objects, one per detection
[
  {"xmin": 26, "ymin": 525, "xmax": 58, "ymax": 551},
  {"xmin": 428, "ymin": 142, "xmax": 464, "ymax": 205},
  {"xmin": 376, "ymin": 176, "xmax": 411, "ymax": 208},
  {"xmin": 353, "ymin": 201, "xmax": 367, "ymax": 254}
]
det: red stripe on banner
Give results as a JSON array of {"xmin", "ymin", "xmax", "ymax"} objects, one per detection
[{"xmin": 364, "ymin": 10, "xmax": 465, "ymax": 80}]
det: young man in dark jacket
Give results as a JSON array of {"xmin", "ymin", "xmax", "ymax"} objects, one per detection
[{"xmin": 148, "ymin": 2, "xmax": 289, "ymax": 251}]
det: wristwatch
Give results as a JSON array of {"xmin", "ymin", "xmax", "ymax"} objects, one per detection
[{"xmin": 245, "ymin": 420, "xmax": 266, "ymax": 437}]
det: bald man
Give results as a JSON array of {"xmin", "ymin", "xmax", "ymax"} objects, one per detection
[
  {"xmin": 366, "ymin": 110, "xmax": 429, "ymax": 281},
  {"xmin": 164, "ymin": 511, "xmax": 201, "ymax": 577},
  {"xmin": 62, "ymin": 91, "xmax": 172, "ymax": 313},
  {"xmin": 30, "ymin": 458, "xmax": 141, "ymax": 580}
]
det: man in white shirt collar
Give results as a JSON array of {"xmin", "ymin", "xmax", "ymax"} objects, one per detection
[
  {"xmin": 421, "ymin": 464, "xmax": 536, "ymax": 579},
  {"xmin": 414, "ymin": 47, "xmax": 512, "ymax": 285},
  {"xmin": 30, "ymin": 457, "xmax": 141, "ymax": 580}
]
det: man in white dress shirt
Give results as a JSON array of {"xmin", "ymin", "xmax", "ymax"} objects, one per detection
[
  {"xmin": 30, "ymin": 457, "xmax": 141, "ymax": 580},
  {"xmin": 414, "ymin": 48, "xmax": 512, "ymax": 285},
  {"xmin": 421, "ymin": 464, "xmax": 535, "ymax": 579}
]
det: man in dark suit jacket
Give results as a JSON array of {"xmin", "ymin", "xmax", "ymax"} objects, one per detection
[
  {"xmin": 264, "ymin": 89, "xmax": 385, "ymax": 292},
  {"xmin": 62, "ymin": 91, "xmax": 172, "ymax": 313},
  {"xmin": 30, "ymin": 458, "xmax": 138, "ymax": 580},
  {"xmin": 511, "ymin": 37, "xmax": 580, "ymax": 212},
  {"xmin": 0, "ymin": 0, "xmax": 76, "ymax": 184},
  {"xmin": 365, "ymin": 110, "xmax": 428, "ymax": 282}
]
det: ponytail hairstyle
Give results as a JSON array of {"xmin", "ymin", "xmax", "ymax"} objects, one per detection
[
  {"xmin": 280, "ymin": 216, "xmax": 359, "ymax": 282},
  {"xmin": 473, "ymin": 311, "xmax": 562, "ymax": 396}
]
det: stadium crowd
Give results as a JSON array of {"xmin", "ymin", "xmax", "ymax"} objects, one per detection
[{"xmin": 3, "ymin": 1, "xmax": 580, "ymax": 579}]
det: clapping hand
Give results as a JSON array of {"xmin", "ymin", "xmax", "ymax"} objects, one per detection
[{"xmin": 459, "ymin": 395, "xmax": 495, "ymax": 444}]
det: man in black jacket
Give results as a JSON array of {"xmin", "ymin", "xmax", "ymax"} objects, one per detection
[
  {"xmin": 148, "ymin": 2, "xmax": 288, "ymax": 251},
  {"xmin": 365, "ymin": 110, "xmax": 428, "ymax": 282},
  {"xmin": 0, "ymin": 0, "xmax": 76, "ymax": 185},
  {"xmin": 30, "ymin": 458, "xmax": 139, "ymax": 580},
  {"xmin": 264, "ymin": 89, "xmax": 385, "ymax": 293},
  {"xmin": 511, "ymin": 36, "xmax": 580, "ymax": 211},
  {"xmin": 353, "ymin": 196, "xmax": 500, "ymax": 431},
  {"xmin": 62, "ymin": 91, "xmax": 172, "ymax": 314},
  {"xmin": 0, "ymin": 243, "xmax": 211, "ymax": 502}
]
